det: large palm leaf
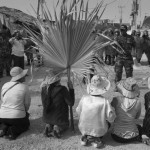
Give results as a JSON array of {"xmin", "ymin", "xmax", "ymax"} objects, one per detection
[
  {"xmin": 27, "ymin": 0, "xmax": 110, "ymax": 130},
  {"xmin": 28, "ymin": 0, "xmax": 109, "ymax": 76}
]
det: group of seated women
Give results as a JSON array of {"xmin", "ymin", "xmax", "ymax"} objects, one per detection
[{"xmin": 0, "ymin": 67, "xmax": 149, "ymax": 149}]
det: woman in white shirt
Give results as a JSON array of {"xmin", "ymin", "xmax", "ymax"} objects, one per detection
[
  {"xmin": 76, "ymin": 74, "xmax": 116, "ymax": 148},
  {"xmin": 0, "ymin": 67, "xmax": 31, "ymax": 140}
]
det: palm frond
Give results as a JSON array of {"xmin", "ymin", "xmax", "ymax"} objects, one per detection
[{"xmin": 27, "ymin": 0, "xmax": 109, "ymax": 76}]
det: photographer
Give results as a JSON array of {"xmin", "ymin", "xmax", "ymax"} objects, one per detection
[{"xmin": 9, "ymin": 31, "xmax": 26, "ymax": 69}]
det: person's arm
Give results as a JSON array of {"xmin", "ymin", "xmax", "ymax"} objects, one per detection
[
  {"xmin": 76, "ymin": 96, "xmax": 84, "ymax": 116},
  {"xmin": 135, "ymin": 100, "xmax": 141, "ymax": 119},
  {"xmin": 106, "ymin": 99, "xmax": 116, "ymax": 123},
  {"xmin": 9, "ymin": 37, "xmax": 15, "ymax": 44},
  {"xmin": 24, "ymin": 86, "xmax": 31, "ymax": 111}
]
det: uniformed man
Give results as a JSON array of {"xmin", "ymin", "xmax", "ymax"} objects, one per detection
[
  {"xmin": 142, "ymin": 30, "xmax": 150, "ymax": 66},
  {"xmin": 0, "ymin": 26, "xmax": 11, "ymax": 78},
  {"xmin": 134, "ymin": 30, "xmax": 143, "ymax": 63},
  {"xmin": 114, "ymin": 25, "xmax": 135, "ymax": 83}
]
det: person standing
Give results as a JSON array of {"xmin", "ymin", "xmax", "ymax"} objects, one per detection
[
  {"xmin": 114, "ymin": 29, "xmax": 120, "ymax": 39},
  {"xmin": 9, "ymin": 31, "xmax": 26, "ymax": 69},
  {"xmin": 114, "ymin": 25, "xmax": 135, "ymax": 83},
  {"xmin": 142, "ymin": 30, "xmax": 150, "ymax": 66},
  {"xmin": 134, "ymin": 30, "xmax": 143, "ymax": 63}
]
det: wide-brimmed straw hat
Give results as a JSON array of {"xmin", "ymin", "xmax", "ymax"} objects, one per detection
[
  {"xmin": 117, "ymin": 77, "xmax": 140, "ymax": 99},
  {"xmin": 87, "ymin": 74, "xmax": 111, "ymax": 95},
  {"xmin": 10, "ymin": 67, "xmax": 28, "ymax": 82}
]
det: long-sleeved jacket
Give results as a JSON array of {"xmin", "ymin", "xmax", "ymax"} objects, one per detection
[
  {"xmin": 41, "ymin": 84, "xmax": 74, "ymax": 126},
  {"xmin": 76, "ymin": 95, "xmax": 116, "ymax": 137}
]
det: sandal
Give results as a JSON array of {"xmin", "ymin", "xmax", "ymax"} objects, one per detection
[
  {"xmin": 92, "ymin": 138, "xmax": 105, "ymax": 148},
  {"xmin": 80, "ymin": 135, "xmax": 88, "ymax": 146},
  {"xmin": 142, "ymin": 139, "xmax": 150, "ymax": 146}
]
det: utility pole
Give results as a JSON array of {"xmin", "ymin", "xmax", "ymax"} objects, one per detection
[
  {"xmin": 118, "ymin": 5, "xmax": 125, "ymax": 25},
  {"xmin": 130, "ymin": 0, "xmax": 139, "ymax": 30},
  {"xmin": 37, "ymin": 0, "xmax": 45, "ymax": 19}
]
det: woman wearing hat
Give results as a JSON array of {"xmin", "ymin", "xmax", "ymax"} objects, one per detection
[
  {"xmin": 76, "ymin": 74, "xmax": 116, "ymax": 148},
  {"xmin": 0, "ymin": 67, "xmax": 31, "ymax": 140},
  {"xmin": 111, "ymin": 77, "xmax": 142, "ymax": 143},
  {"xmin": 40, "ymin": 73, "xmax": 74, "ymax": 138}
]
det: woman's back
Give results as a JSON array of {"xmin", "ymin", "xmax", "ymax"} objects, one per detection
[
  {"xmin": 112, "ymin": 96, "xmax": 141, "ymax": 138},
  {"xmin": 41, "ymin": 84, "xmax": 73, "ymax": 126}
]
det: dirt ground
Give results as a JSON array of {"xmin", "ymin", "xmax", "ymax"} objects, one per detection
[{"xmin": 0, "ymin": 55, "xmax": 150, "ymax": 150}]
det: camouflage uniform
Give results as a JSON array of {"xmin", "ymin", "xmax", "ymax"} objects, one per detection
[
  {"xmin": 115, "ymin": 32, "xmax": 135, "ymax": 83},
  {"xmin": 134, "ymin": 32, "xmax": 143, "ymax": 63},
  {"xmin": 142, "ymin": 31, "xmax": 150, "ymax": 65},
  {"xmin": 0, "ymin": 33, "xmax": 11, "ymax": 77}
]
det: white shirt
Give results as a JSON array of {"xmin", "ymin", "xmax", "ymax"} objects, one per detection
[
  {"xmin": 0, "ymin": 81, "xmax": 31, "ymax": 118},
  {"xmin": 76, "ymin": 95, "xmax": 116, "ymax": 137},
  {"xmin": 9, "ymin": 38, "xmax": 26, "ymax": 57}
]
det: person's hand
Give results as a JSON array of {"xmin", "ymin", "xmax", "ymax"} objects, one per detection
[{"xmin": 67, "ymin": 81, "xmax": 73, "ymax": 89}]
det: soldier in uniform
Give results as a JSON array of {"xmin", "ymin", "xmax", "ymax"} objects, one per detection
[
  {"xmin": 142, "ymin": 30, "xmax": 150, "ymax": 66},
  {"xmin": 114, "ymin": 29, "xmax": 120, "ymax": 39},
  {"xmin": 114, "ymin": 25, "xmax": 135, "ymax": 83},
  {"xmin": 134, "ymin": 30, "xmax": 143, "ymax": 63},
  {"xmin": 0, "ymin": 26, "xmax": 12, "ymax": 78},
  {"xmin": 105, "ymin": 28, "xmax": 116, "ymax": 65}
]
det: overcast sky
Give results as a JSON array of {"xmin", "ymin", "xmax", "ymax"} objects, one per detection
[{"xmin": 0, "ymin": 0, "xmax": 150, "ymax": 24}]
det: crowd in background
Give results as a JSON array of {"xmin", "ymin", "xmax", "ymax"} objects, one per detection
[
  {"xmin": 0, "ymin": 25, "xmax": 42, "ymax": 80},
  {"xmin": 95, "ymin": 27, "xmax": 150, "ymax": 66}
]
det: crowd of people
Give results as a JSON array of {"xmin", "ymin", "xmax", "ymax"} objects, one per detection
[
  {"xmin": 96, "ymin": 26, "xmax": 150, "ymax": 67},
  {"xmin": 1, "ymin": 66, "xmax": 149, "ymax": 149},
  {"xmin": 0, "ymin": 24, "xmax": 150, "ymax": 149},
  {"xmin": 0, "ymin": 25, "xmax": 42, "ymax": 80}
]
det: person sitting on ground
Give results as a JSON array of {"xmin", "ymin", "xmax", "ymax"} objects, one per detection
[
  {"xmin": 41, "ymin": 72, "xmax": 74, "ymax": 138},
  {"xmin": 141, "ymin": 77, "xmax": 150, "ymax": 145},
  {"xmin": 111, "ymin": 77, "xmax": 142, "ymax": 143},
  {"xmin": 76, "ymin": 74, "xmax": 116, "ymax": 148},
  {"xmin": 0, "ymin": 67, "xmax": 31, "ymax": 140}
]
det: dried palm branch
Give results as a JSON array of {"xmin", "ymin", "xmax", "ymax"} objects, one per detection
[{"xmin": 27, "ymin": 0, "xmax": 111, "ymax": 131}]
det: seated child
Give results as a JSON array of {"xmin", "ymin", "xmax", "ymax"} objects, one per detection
[{"xmin": 76, "ymin": 74, "xmax": 116, "ymax": 148}]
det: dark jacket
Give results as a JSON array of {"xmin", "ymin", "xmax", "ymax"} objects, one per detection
[{"xmin": 41, "ymin": 84, "xmax": 74, "ymax": 126}]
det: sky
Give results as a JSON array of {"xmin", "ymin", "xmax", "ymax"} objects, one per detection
[{"xmin": 0, "ymin": 0, "xmax": 150, "ymax": 24}]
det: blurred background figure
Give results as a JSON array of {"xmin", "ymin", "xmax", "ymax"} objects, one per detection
[
  {"xmin": 114, "ymin": 29, "xmax": 120, "ymax": 39},
  {"xmin": 0, "ymin": 25, "xmax": 12, "ymax": 78},
  {"xmin": 9, "ymin": 30, "xmax": 26, "ymax": 69},
  {"xmin": 131, "ymin": 30, "xmax": 136, "ymax": 38},
  {"xmin": 105, "ymin": 28, "xmax": 116, "ymax": 66},
  {"xmin": 134, "ymin": 30, "xmax": 143, "ymax": 63},
  {"xmin": 142, "ymin": 30, "xmax": 150, "ymax": 66}
]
